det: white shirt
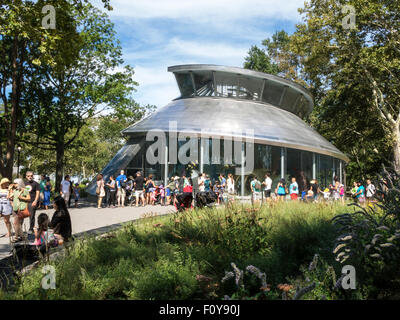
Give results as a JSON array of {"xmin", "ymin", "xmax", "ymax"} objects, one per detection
[
  {"xmin": 366, "ymin": 184, "xmax": 376, "ymax": 197},
  {"xmin": 227, "ymin": 178, "xmax": 235, "ymax": 193},
  {"xmin": 198, "ymin": 177, "xmax": 205, "ymax": 192},
  {"xmin": 264, "ymin": 177, "xmax": 272, "ymax": 190},
  {"xmin": 61, "ymin": 180, "xmax": 70, "ymax": 194}
]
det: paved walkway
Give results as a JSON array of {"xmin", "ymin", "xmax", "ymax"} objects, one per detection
[{"xmin": 0, "ymin": 201, "xmax": 175, "ymax": 261}]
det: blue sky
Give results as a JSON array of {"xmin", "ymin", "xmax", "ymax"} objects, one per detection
[{"xmin": 94, "ymin": 0, "xmax": 305, "ymax": 108}]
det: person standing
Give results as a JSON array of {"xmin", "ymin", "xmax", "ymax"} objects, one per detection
[
  {"xmin": 39, "ymin": 175, "xmax": 46, "ymax": 209},
  {"xmin": 262, "ymin": 172, "xmax": 273, "ymax": 203},
  {"xmin": 10, "ymin": 178, "xmax": 31, "ymax": 242},
  {"xmin": 275, "ymin": 179, "xmax": 287, "ymax": 202},
  {"xmin": 116, "ymin": 170, "xmax": 127, "ymax": 208},
  {"xmin": 43, "ymin": 177, "xmax": 51, "ymax": 210},
  {"xmin": 355, "ymin": 181, "xmax": 366, "ymax": 205},
  {"xmin": 134, "ymin": 171, "xmax": 145, "ymax": 207},
  {"xmin": 250, "ymin": 176, "xmax": 262, "ymax": 205},
  {"xmin": 366, "ymin": 179, "xmax": 376, "ymax": 205},
  {"xmin": 198, "ymin": 173, "xmax": 206, "ymax": 193},
  {"xmin": 0, "ymin": 178, "xmax": 13, "ymax": 237},
  {"xmin": 145, "ymin": 174, "xmax": 155, "ymax": 205},
  {"xmin": 96, "ymin": 174, "xmax": 105, "ymax": 209},
  {"xmin": 106, "ymin": 175, "xmax": 117, "ymax": 208},
  {"xmin": 73, "ymin": 183, "xmax": 80, "ymax": 208},
  {"xmin": 68, "ymin": 179, "xmax": 73, "ymax": 208},
  {"xmin": 60, "ymin": 175, "xmax": 71, "ymax": 205},
  {"xmin": 289, "ymin": 177, "xmax": 299, "ymax": 201},
  {"xmin": 25, "ymin": 171, "xmax": 40, "ymax": 233},
  {"xmin": 310, "ymin": 179, "xmax": 320, "ymax": 202}
]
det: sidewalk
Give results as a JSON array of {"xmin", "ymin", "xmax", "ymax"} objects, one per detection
[{"xmin": 0, "ymin": 200, "xmax": 175, "ymax": 261}]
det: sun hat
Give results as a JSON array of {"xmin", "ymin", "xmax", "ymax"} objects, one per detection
[{"xmin": 0, "ymin": 178, "xmax": 10, "ymax": 186}]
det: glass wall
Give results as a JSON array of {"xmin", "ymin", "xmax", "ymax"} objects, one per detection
[{"xmin": 125, "ymin": 136, "xmax": 344, "ymax": 195}]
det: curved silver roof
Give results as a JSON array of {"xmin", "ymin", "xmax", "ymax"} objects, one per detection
[
  {"xmin": 123, "ymin": 97, "xmax": 349, "ymax": 162},
  {"xmin": 168, "ymin": 64, "xmax": 314, "ymax": 118}
]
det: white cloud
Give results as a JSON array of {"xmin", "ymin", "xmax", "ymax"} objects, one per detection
[
  {"xmin": 106, "ymin": 0, "xmax": 303, "ymax": 22},
  {"xmin": 91, "ymin": 0, "xmax": 304, "ymax": 108}
]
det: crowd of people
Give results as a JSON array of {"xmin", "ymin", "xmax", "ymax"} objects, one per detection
[
  {"xmin": 249, "ymin": 173, "xmax": 377, "ymax": 206},
  {"xmin": 0, "ymin": 168, "xmax": 380, "ymax": 247},
  {"xmin": 0, "ymin": 171, "xmax": 72, "ymax": 248},
  {"xmin": 93, "ymin": 169, "xmax": 380, "ymax": 209},
  {"xmin": 94, "ymin": 170, "xmax": 236, "ymax": 209}
]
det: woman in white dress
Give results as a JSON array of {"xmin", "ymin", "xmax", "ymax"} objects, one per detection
[{"xmin": 96, "ymin": 174, "xmax": 106, "ymax": 209}]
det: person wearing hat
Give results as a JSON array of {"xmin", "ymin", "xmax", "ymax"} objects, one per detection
[{"xmin": 0, "ymin": 178, "xmax": 13, "ymax": 237}]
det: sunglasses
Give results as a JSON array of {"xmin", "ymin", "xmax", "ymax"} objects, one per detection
[{"xmin": 26, "ymin": 175, "xmax": 33, "ymax": 177}]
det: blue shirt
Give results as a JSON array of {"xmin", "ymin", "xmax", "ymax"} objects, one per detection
[
  {"xmin": 356, "ymin": 185, "xmax": 365, "ymax": 198},
  {"xmin": 116, "ymin": 174, "xmax": 127, "ymax": 188}
]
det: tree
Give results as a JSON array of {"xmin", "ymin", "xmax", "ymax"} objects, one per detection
[
  {"xmin": 244, "ymin": 0, "xmax": 398, "ymax": 181},
  {"xmin": 291, "ymin": 0, "xmax": 400, "ymax": 172},
  {"xmin": 21, "ymin": 2, "xmax": 141, "ymax": 191},
  {"xmin": 243, "ymin": 45, "xmax": 279, "ymax": 75},
  {"xmin": 0, "ymin": 0, "xmax": 113, "ymax": 179}
]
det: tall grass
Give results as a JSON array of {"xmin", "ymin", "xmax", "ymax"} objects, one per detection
[{"xmin": 0, "ymin": 201, "xmax": 351, "ymax": 300}]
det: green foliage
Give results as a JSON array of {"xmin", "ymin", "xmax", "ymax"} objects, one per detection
[
  {"xmin": 243, "ymin": 45, "xmax": 279, "ymax": 75},
  {"xmin": 331, "ymin": 168, "xmax": 400, "ymax": 298},
  {"xmin": 1, "ymin": 202, "xmax": 350, "ymax": 300}
]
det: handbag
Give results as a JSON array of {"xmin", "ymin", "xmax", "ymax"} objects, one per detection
[
  {"xmin": 17, "ymin": 206, "xmax": 30, "ymax": 219},
  {"xmin": 96, "ymin": 186, "xmax": 100, "ymax": 195}
]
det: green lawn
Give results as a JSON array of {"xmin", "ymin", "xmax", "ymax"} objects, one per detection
[{"xmin": 1, "ymin": 201, "xmax": 357, "ymax": 300}]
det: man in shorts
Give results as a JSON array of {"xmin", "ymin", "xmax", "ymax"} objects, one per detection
[
  {"xmin": 250, "ymin": 176, "xmax": 262, "ymax": 205},
  {"xmin": 116, "ymin": 170, "xmax": 127, "ymax": 207},
  {"xmin": 134, "ymin": 171, "xmax": 145, "ymax": 207},
  {"xmin": 262, "ymin": 172, "xmax": 273, "ymax": 203}
]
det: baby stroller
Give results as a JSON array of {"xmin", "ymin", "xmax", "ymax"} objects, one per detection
[
  {"xmin": 195, "ymin": 190, "xmax": 217, "ymax": 208},
  {"xmin": 125, "ymin": 180, "xmax": 136, "ymax": 206}
]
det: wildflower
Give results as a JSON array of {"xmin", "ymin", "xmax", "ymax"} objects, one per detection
[
  {"xmin": 380, "ymin": 243, "xmax": 395, "ymax": 248},
  {"xmin": 333, "ymin": 243, "xmax": 346, "ymax": 254},
  {"xmin": 277, "ymin": 284, "xmax": 293, "ymax": 292},
  {"xmin": 231, "ymin": 262, "xmax": 243, "ymax": 288},
  {"xmin": 339, "ymin": 235, "xmax": 352, "ymax": 241},
  {"xmin": 221, "ymin": 272, "xmax": 234, "ymax": 283},
  {"xmin": 334, "ymin": 274, "xmax": 345, "ymax": 289},
  {"xmin": 260, "ymin": 284, "xmax": 270, "ymax": 292},
  {"xmin": 246, "ymin": 265, "xmax": 267, "ymax": 287},
  {"xmin": 308, "ymin": 254, "xmax": 319, "ymax": 271},
  {"xmin": 196, "ymin": 275, "xmax": 212, "ymax": 282}
]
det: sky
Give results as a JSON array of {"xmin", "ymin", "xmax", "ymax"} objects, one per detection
[{"xmin": 94, "ymin": 0, "xmax": 305, "ymax": 109}]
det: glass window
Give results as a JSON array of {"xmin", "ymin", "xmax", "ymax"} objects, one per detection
[
  {"xmin": 175, "ymin": 73, "xmax": 194, "ymax": 97},
  {"xmin": 317, "ymin": 154, "xmax": 333, "ymax": 189}
]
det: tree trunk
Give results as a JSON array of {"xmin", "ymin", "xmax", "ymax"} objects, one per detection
[
  {"xmin": 3, "ymin": 36, "xmax": 20, "ymax": 179},
  {"xmin": 55, "ymin": 139, "xmax": 65, "ymax": 193},
  {"xmin": 392, "ymin": 123, "xmax": 400, "ymax": 174}
]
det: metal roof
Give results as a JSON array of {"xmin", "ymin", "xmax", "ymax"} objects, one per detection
[
  {"xmin": 123, "ymin": 97, "xmax": 349, "ymax": 162},
  {"xmin": 168, "ymin": 64, "xmax": 314, "ymax": 118}
]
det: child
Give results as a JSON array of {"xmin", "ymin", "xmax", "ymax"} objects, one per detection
[
  {"xmin": 73, "ymin": 183, "xmax": 80, "ymax": 208},
  {"xmin": 33, "ymin": 213, "xmax": 61, "ymax": 247},
  {"xmin": 159, "ymin": 184, "xmax": 165, "ymax": 205},
  {"xmin": 306, "ymin": 187, "xmax": 314, "ymax": 202}
]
